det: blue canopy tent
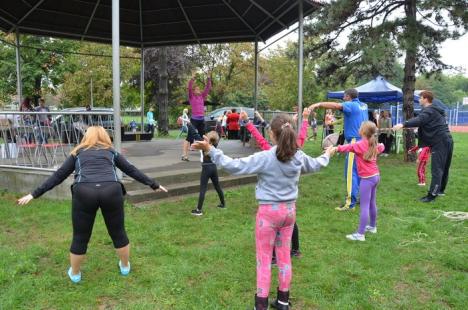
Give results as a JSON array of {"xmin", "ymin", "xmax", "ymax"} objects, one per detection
[{"xmin": 327, "ymin": 75, "xmax": 419, "ymax": 104}]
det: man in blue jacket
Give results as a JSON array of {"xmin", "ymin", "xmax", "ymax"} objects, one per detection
[{"xmin": 310, "ymin": 89, "xmax": 368, "ymax": 211}]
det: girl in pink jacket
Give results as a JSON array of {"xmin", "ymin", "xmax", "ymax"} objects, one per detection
[{"xmin": 334, "ymin": 121, "xmax": 385, "ymax": 241}]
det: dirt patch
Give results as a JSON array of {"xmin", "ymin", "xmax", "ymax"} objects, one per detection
[{"xmin": 97, "ymin": 296, "xmax": 118, "ymax": 310}]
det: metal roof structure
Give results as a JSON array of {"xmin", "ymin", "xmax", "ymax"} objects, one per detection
[{"xmin": 0, "ymin": 0, "xmax": 320, "ymax": 47}]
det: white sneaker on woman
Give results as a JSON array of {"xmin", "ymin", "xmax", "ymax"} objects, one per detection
[{"xmin": 365, "ymin": 226, "xmax": 377, "ymax": 234}]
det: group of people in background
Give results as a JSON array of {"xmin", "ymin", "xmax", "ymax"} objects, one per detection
[{"xmin": 15, "ymin": 67, "xmax": 454, "ymax": 310}]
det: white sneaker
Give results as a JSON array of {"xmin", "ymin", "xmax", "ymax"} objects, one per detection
[
  {"xmin": 346, "ymin": 233, "xmax": 365, "ymax": 241},
  {"xmin": 119, "ymin": 260, "xmax": 131, "ymax": 276},
  {"xmin": 417, "ymin": 183, "xmax": 426, "ymax": 186},
  {"xmin": 365, "ymin": 226, "xmax": 377, "ymax": 234}
]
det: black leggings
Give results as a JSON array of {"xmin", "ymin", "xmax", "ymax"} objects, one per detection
[
  {"xmin": 70, "ymin": 182, "xmax": 129, "ymax": 255},
  {"xmin": 273, "ymin": 222, "xmax": 299, "ymax": 259},
  {"xmin": 197, "ymin": 163, "xmax": 225, "ymax": 210}
]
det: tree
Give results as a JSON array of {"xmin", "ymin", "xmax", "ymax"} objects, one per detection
[
  {"xmin": 0, "ymin": 32, "xmax": 78, "ymax": 105},
  {"xmin": 60, "ymin": 43, "xmax": 140, "ymax": 109},
  {"xmin": 304, "ymin": 0, "xmax": 467, "ymax": 160},
  {"xmin": 144, "ymin": 46, "xmax": 193, "ymax": 135}
]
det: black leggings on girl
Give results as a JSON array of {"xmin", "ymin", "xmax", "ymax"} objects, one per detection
[
  {"xmin": 70, "ymin": 182, "xmax": 128, "ymax": 255},
  {"xmin": 197, "ymin": 163, "xmax": 225, "ymax": 210}
]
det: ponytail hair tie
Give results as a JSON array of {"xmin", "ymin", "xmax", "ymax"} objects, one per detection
[{"xmin": 281, "ymin": 122, "xmax": 291, "ymax": 129}]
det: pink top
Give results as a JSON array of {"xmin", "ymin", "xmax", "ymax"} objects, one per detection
[
  {"xmin": 245, "ymin": 120, "xmax": 309, "ymax": 151},
  {"xmin": 188, "ymin": 78, "xmax": 211, "ymax": 118},
  {"xmin": 337, "ymin": 139, "xmax": 385, "ymax": 178}
]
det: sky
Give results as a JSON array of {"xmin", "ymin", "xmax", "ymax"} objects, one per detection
[{"xmin": 259, "ymin": 27, "xmax": 468, "ymax": 77}]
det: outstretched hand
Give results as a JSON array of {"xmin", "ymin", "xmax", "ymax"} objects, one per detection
[
  {"xmin": 240, "ymin": 111, "xmax": 249, "ymax": 122},
  {"xmin": 17, "ymin": 194, "xmax": 33, "ymax": 206},
  {"xmin": 192, "ymin": 136, "xmax": 211, "ymax": 152},
  {"xmin": 302, "ymin": 107, "xmax": 311, "ymax": 119},
  {"xmin": 393, "ymin": 124, "xmax": 404, "ymax": 131},
  {"xmin": 324, "ymin": 146, "xmax": 336, "ymax": 157},
  {"xmin": 156, "ymin": 185, "xmax": 168, "ymax": 193},
  {"xmin": 309, "ymin": 103, "xmax": 320, "ymax": 111}
]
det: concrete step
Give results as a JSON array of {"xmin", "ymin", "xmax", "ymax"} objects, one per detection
[
  {"xmin": 125, "ymin": 174, "xmax": 257, "ymax": 204},
  {"xmin": 121, "ymin": 168, "xmax": 232, "ymax": 191}
]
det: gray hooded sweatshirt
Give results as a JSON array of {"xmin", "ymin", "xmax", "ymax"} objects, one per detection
[{"xmin": 208, "ymin": 146, "xmax": 329, "ymax": 204}]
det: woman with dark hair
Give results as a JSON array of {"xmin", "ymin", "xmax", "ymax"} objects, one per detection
[
  {"xmin": 193, "ymin": 114, "xmax": 334, "ymax": 310},
  {"xmin": 17, "ymin": 126, "xmax": 168, "ymax": 283}
]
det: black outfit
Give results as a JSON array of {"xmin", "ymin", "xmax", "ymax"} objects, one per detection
[
  {"xmin": 404, "ymin": 105, "xmax": 453, "ymax": 196},
  {"xmin": 187, "ymin": 124, "xmax": 225, "ymax": 210},
  {"xmin": 32, "ymin": 148, "xmax": 159, "ymax": 255},
  {"xmin": 378, "ymin": 133, "xmax": 393, "ymax": 154},
  {"xmin": 186, "ymin": 118, "xmax": 205, "ymax": 144}
]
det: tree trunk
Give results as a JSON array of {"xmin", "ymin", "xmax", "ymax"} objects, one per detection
[
  {"xmin": 33, "ymin": 76, "xmax": 41, "ymax": 107},
  {"xmin": 402, "ymin": 0, "xmax": 417, "ymax": 162},
  {"xmin": 157, "ymin": 47, "xmax": 169, "ymax": 136}
]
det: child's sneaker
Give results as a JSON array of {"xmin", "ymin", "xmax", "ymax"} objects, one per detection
[
  {"xmin": 217, "ymin": 204, "xmax": 226, "ymax": 209},
  {"xmin": 191, "ymin": 209, "xmax": 203, "ymax": 216},
  {"xmin": 67, "ymin": 267, "xmax": 81, "ymax": 283},
  {"xmin": 119, "ymin": 260, "xmax": 131, "ymax": 276},
  {"xmin": 417, "ymin": 182, "xmax": 426, "ymax": 186},
  {"xmin": 365, "ymin": 226, "xmax": 377, "ymax": 234},
  {"xmin": 346, "ymin": 233, "xmax": 365, "ymax": 241},
  {"xmin": 291, "ymin": 250, "xmax": 302, "ymax": 258}
]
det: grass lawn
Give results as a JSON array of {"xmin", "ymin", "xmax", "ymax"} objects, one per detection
[{"xmin": 0, "ymin": 132, "xmax": 467, "ymax": 309}]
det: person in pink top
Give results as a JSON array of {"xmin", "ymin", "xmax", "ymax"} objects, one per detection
[
  {"xmin": 408, "ymin": 145, "xmax": 431, "ymax": 186},
  {"xmin": 182, "ymin": 72, "xmax": 212, "ymax": 161},
  {"xmin": 332, "ymin": 121, "xmax": 385, "ymax": 241}
]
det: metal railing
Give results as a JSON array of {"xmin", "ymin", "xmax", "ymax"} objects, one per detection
[{"xmin": 0, "ymin": 111, "xmax": 114, "ymax": 170}]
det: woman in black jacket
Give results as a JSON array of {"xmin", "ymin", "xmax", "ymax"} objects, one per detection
[{"xmin": 17, "ymin": 126, "xmax": 168, "ymax": 283}]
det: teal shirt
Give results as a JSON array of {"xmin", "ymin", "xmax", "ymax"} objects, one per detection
[{"xmin": 146, "ymin": 111, "xmax": 155, "ymax": 125}]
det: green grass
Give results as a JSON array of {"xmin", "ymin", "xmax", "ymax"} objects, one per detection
[{"xmin": 1, "ymin": 133, "xmax": 467, "ymax": 309}]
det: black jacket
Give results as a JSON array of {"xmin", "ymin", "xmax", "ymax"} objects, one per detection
[
  {"xmin": 404, "ymin": 105, "xmax": 451, "ymax": 147},
  {"xmin": 31, "ymin": 148, "xmax": 159, "ymax": 198}
]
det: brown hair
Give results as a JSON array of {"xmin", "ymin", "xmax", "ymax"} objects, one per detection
[
  {"xmin": 345, "ymin": 88, "xmax": 358, "ymax": 99},
  {"xmin": 206, "ymin": 130, "xmax": 220, "ymax": 146},
  {"xmin": 360, "ymin": 121, "xmax": 379, "ymax": 161},
  {"xmin": 71, "ymin": 126, "xmax": 113, "ymax": 156},
  {"xmin": 420, "ymin": 90, "xmax": 434, "ymax": 103},
  {"xmin": 270, "ymin": 114, "xmax": 298, "ymax": 162}
]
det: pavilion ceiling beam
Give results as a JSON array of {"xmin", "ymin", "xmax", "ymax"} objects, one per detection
[
  {"xmin": 81, "ymin": 0, "xmax": 101, "ymax": 41},
  {"xmin": 222, "ymin": 0, "xmax": 260, "ymax": 40},
  {"xmin": 139, "ymin": 0, "xmax": 144, "ymax": 42},
  {"xmin": 242, "ymin": 3, "xmax": 254, "ymax": 17},
  {"xmin": 144, "ymin": 34, "xmax": 256, "ymax": 46},
  {"xmin": 177, "ymin": 0, "xmax": 200, "ymax": 45},
  {"xmin": 254, "ymin": 0, "xmax": 291, "ymax": 32},
  {"xmin": 9, "ymin": 0, "xmax": 45, "ymax": 32},
  {"xmin": 0, "ymin": 14, "xmax": 16, "ymax": 28},
  {"xmin": 0, "ymin": 8, "xmax": 18, "ymax": 20},
  {"xmin": 249, "ymin": 0, "xmax": 286, "ymax": 28},
  {"xmin": 257, "ymin": 1, "xmax": 298, "ymax": 37}
]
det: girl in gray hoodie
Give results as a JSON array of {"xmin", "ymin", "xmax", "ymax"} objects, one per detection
[{"xmin": 193, "ymin": 114, "xmax": 334, "ymax": 310}]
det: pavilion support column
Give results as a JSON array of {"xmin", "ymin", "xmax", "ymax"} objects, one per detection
[
  {"xmin": 253, "ymin": 39, "xmax": 259, "ymax": 112},
  {"xmin": 140, "ymin": 47, "xmax": 145, "ymax": 132},
  {"xmin": 15, "ymin": 29, "xmax": 22, "ymax": 104},
  {"xmin": 297, "ymin": 0, "xmax": 304, "ymax": 128},
  {"xmin": 112, "ymin": 0, "xmax": 122, "ymax": 178}
]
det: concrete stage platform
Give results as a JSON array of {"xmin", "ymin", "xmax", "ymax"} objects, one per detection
[{"xmin": 121, "ymin": 138, "xmax": 257, "ymax": 204}]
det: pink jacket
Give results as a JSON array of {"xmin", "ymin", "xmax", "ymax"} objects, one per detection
[
  {"xmin": 188, "ymin": 78, "xmax": 211, "ymax": 118},
  {"xmin": 337, "ymin": 139, "xmax": 385, "ymax": 178},
  {"xmin": 245, "ymin": 120, "xmax": 309, "ymax": 151}
]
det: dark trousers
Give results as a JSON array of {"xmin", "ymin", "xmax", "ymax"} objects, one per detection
[
  {"xmin": 379, "ymin": 134, "xmax": 393, "ymax": 154},
  {"xmin": 70, "ymin": 182, "xmax": 128, "ymax": 255},
  {"xmin": 429, "ymin": 137, "xmax": 453, "ymax": 196},
  {"xmin": 197, "ymin": 163, "xmax": 225, "ymax": 210},
  {"xmin": 273, "ymin": 222, "xmax": 299, "ymax": 259},
  {"xmin": 228, "ymin": 129, "xmax": 239, "ymax": 140},
  {"xmin": 187, "ymin": 118, "xmax": 205, "ymax": 144}
]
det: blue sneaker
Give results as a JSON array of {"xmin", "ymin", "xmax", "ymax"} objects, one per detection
[
  {"xmin": 119, "ymin": 260, "xmax": 131, "ymax": 276},
  {"xmin": 67, "ymin": 267, "xmax": 81, "ymax": 283}
]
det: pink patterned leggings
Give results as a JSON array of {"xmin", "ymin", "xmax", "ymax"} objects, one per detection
[{"xmin": 255, "ymin": 202, "xmax": 296, "ymax": 298}]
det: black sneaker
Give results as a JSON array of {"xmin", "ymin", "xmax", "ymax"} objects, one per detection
[
  {"xmin": 217, "ymin": 204, "xmax": 226, "ymax": 209},
  {"xmin": 191, "ymin": 209, "xmax": 203, "ymax": 216},
  {"xmin": 420, "ymin": 195, "xmax": 436, "ymax": 203},
  {"xmin": 181, "ymin": 156, "xmax": 189, "ymax": 162}
]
